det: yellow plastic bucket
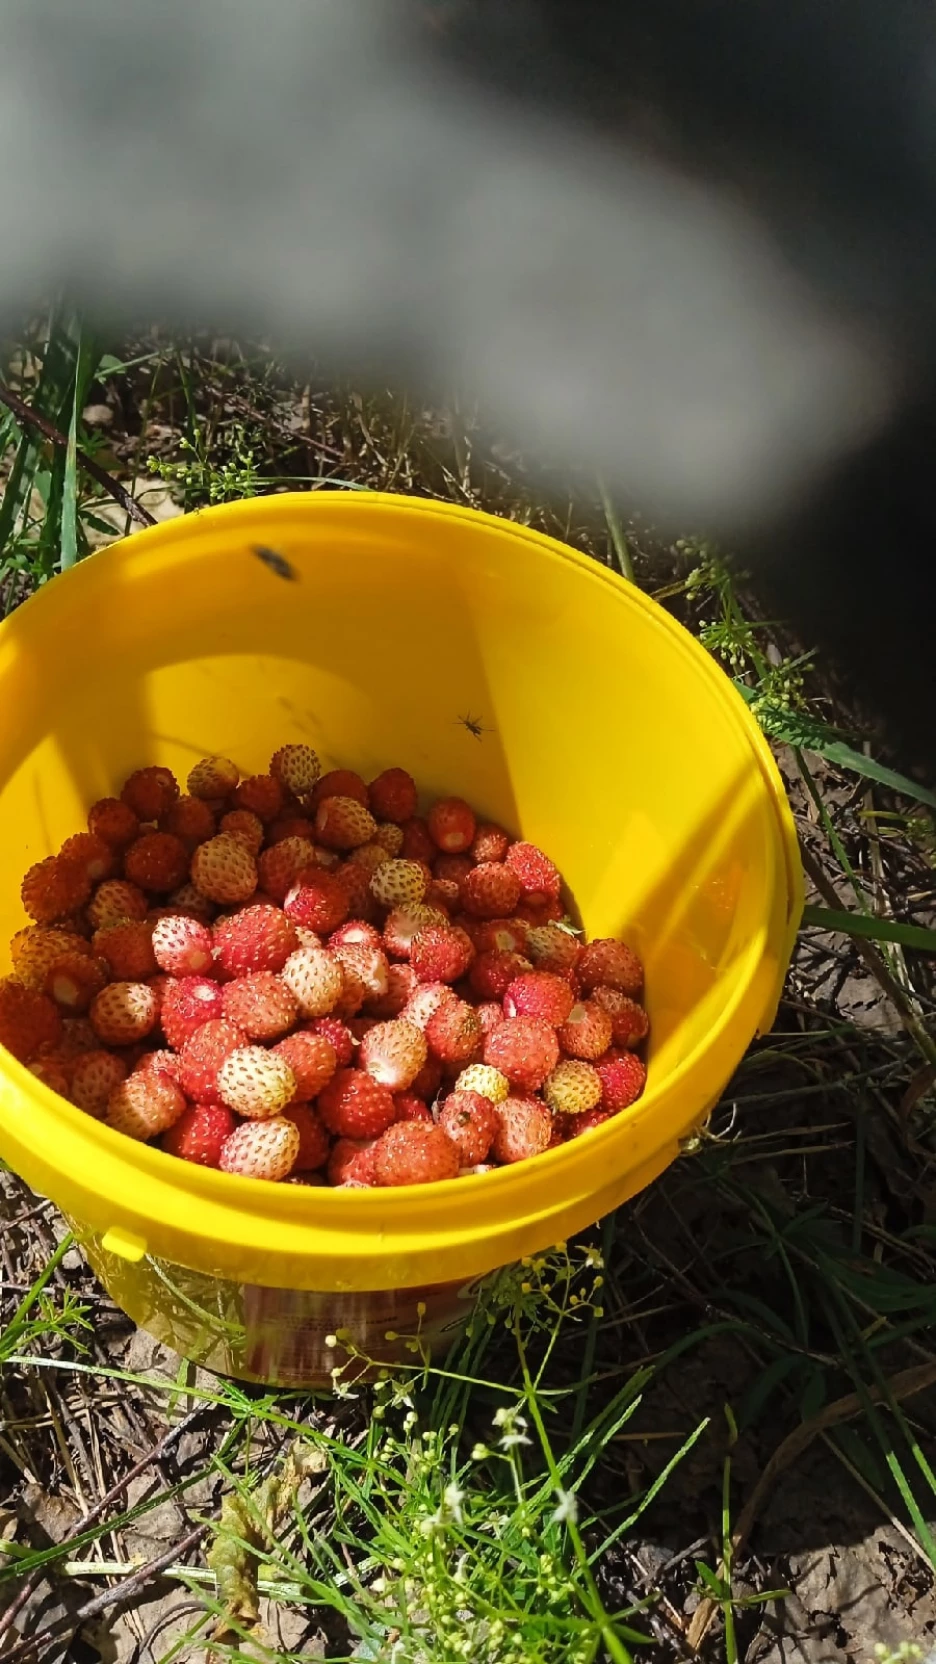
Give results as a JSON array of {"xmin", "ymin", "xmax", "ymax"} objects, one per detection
[{"xmin": 0, "ymin": 494, "xmax": 801, "ymax": 1385}]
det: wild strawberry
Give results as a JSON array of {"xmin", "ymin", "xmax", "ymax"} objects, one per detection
[
  {"xmin": 220, "ymin": 1116, "xmax": 299, "ymax": 1181},
  {"xmin": 454, "ymin": 1063, "xmax": 510, "ymax": 1104},
  {"xmin": 21, "ymin": 855, "xmax": 90, "ymax": 924},
  {"xmin": 267, "ymin": 814, "xmax": 314, "ymax": 845},
  {"xmin": 304, "ymin": 1015, "xmax": 356, "ymax": 1067},
  {"xmin": 44, "ymin": 951, "xmax": 107, "ymax": 1012},
  {"xmin": 557, "ymin": 1106, "xmax": 613, "ymax": 1138},
  {"xmin": 106, "ymin": 1069, "xmax": 186, "ymax": 1139},
  {"xmin": 122, "ymin": 832, "xmax": 188, "ymax": 893},
  {"xmin": 190, "ymin": 834, "xmax": 257, "ymax": 905},
  {"xmin": 28, "ymin": 1057, "xmax": 70, "ymax": 1096},
  {"xmin": 557, "ymin": 1001, "xmax": 613, "ymax": 1061},
  {"xmin": 0, "ymin": 978, "xmax": 62, "ymax": 1062},
  {"xmin": 281, "ymin": 946, "xmax": 344, "ymax": 1017},
  {"xmin": 470, "ymin": 823, "xmax": 510, "ymax": 864},
  {"xmin": 438, "ymin": 1090, "xmax": 498, "ymax": 1163},
  {"xmin": 270, "ymin": 743, "xmax": 321, "ymax": 799},
  {"xmin": 411, "ymin": 924, "xmax": 474, "ymax": 984},
  {"xmin": 151, "ymin": 914, "xmax": 214, "ymax": 977},
  {"xmin": 333, "ymin": 942, "xmax": 389, "ymax": 1008},
  {"xmin": 10, "ymin": 926, "xmax": 91, "ymax": 989},
  {"xmin": 424, "ymin": 878, "xmax": 459, "ymax": 912},
  {"xmin": 213, "ymin": 903, "xmax": 298, "ymax": 976},
  {"xmin": 135, "ymin": 1047, "xmax": 183, "ymax": 1082},
  {"xmin": 330, "ymin": 919, "xmax": 381, "ymax": 951},
  {"xmin": 188, "ymin": 756, "xmax": 240, "ymax": 801},
  {"xmin": 178, "ymin": 1018, "xmax": 246, "ymax": 1102},
  {"xmin": 578, "ymin": 939, "xmax": 643, "ymax": 997},
  {"xmin": 525, "ymin": 923, "xmax": 582, "ymax": 974},
  {"xmin": 160, "ymin": 976, "xmax": 225, "ymax": 1049},
  {"xmin": 368, "ymin": 768, "xmax": 417, "ymax": 823},
  {"xmin": 503, "ymin": 970, "xmax": 574, "ymax": 1027},
  {"xmin": 255, "ymin": 837, "xmax": 314, "ymax": 902},
  {"xmin": 214, "ymin": 810, "xmax": 262, "ymax": 856},
  {"xmin": 334, "ymin": 860, "xmax": 376, "ymax": 918},
  {"xmin": 462, "ymin": 863, "xmax": 522, "ymax": 919},
  {"xmin": 359, "ymin": 1018, "xmax": 427, "ymax": 1091},
  {"xmin": 473, "ymin": 918, "xmax": 529, "ymax": 955},
  {"xmin": 483, "ymin": 1016, "xmax": 558, "ymax": 1092},
  {"xmin": 369, "ymin": 858, "xmax": 427, "ymax": 910},
  {"xmin": 373, "ymin": 822, "xmax": 405, "ymax": 857},
  {"xmin": 475, "ymin": 1002, "xmax": 502, "ymax": 1038},
  {"xmin": 284, "ymin": 869, "xmax": 348, "ymax": 934},
  {"xmin": 543, "ymin": 1059, "xmax": 602, "ymax": 1114},
  {"xmin": 468, "ymin": 949, "xmax": 532, "ymax": 1002},
  {"xmin": 425, "ymin": 998, "xmax": 482, "ymax": 1066},
  {"xmin": 315, "ymin": 795, "xmax": 377, "ymax": 851},
  {"xmin": 327, "ymin": 1136, "xmax": 378, "ymax": 1187},
  {"xmin": 163, "ymin": 1101, "xmax": 236, "ymax": 1166},
  {"xmin": 311, "ymin": 768, "xmax": 369, "ymax": 809},
  {"xmin": 57, "ymin": 1016, "xmax": 99, "ymax": 1058},
  {"xmin": 88, "ymin": 880, "xmax": 149, "ymax": 932},
  {"xmin": 91, "ymin": 982, "xmax": 159, "ymax": 1046},
  {"xmin": 400, "ymin": 817, "xmax": 436, "ymax": 862},
  {"xmin": 393, "ymin": 1092, "xmax": 433, "ymax": 1123},
  {"xmin": 93, "ymin": 920, "xmax": 157, "ymax": 981},
  {"xmin": 400, "ymin": 980, "xmax": 455, "ymax": 1030},
  {"xmin": 88, "ymin": 797, "xmax": 139, "ymax": 850},
  {"xmin": 427, "ymin": 797, "xmax": 475, "ymax": 853},
  {"xmin": 595, "ymin": 1049, "xmax": 647, "ymax": 1112},
  {"xmin": 364, "ymin": 961, "xmax": 417, "ymax": 1019},
  {"xmin": 590, "ymin": 986, "xmax": 649, "ymax": 1048},
  {"xmin": 383, "ymin": 903, "xmax": 447, "ymax": 959},
  {"xmin": 318, "ymin": 1068, "xmax": 395, "ymax": 1138},
  {"xmin": 59, "ymin": 832, "xmax": 114, "ymax": 885},
  {"xmin": 373, "ymin": 1121, "xmax": 459, "ymax": 1186},
  {"xmin": 409, "ymin": 1053, "xmax": 443, "ymax": 1101},
  {"xmin": 221, "ymin": 972, "xmax": 298, "ymax": 1041},
  {"xmin": 272, "ymin": 1030, "xmax": 337, "ymax": 1099},
  {"xmin": 233, "ymin": 774, "xmax": 285, "ymax": 823},
  {"xmin": 492, "ymin": 1095, "xmax": 552, "ymax": 1163},
  {"xmin": 503, "ymin": 838, "xmax": 562, "ymax": 902},
  {"xmin": 433, "ymin": 853, "xmax": 473, "ymax": 888},
  {"xmin": 218, "ymin": 1045, "xmax": 296, "ymax": 1118},
  {"xmin": 283, "ymin": 1104, "xmax": 330, "ymax": 1169},
  {"xmin": 121, "ymin": 766, "xmax": 179, "ymax": 823},
  {"xmin": 162, "ymin": 797, "xmax": 217, "ymax": 850}
]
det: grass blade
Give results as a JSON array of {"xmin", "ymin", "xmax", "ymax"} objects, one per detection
[{"xmin": 801, "ymin": 903, "xmax": 936, "ymax": 954}]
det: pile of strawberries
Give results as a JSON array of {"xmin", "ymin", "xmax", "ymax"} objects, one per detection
[{"xmin": 0, "ymin": 748, "xmax": 647, "ymax": 1187}]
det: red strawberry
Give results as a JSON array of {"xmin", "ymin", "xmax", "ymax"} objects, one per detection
[
  {"xmin": 257, "ymin": 836, "xmax": 318, "ymax": 902},
  {"xmin": 87, "ymin": 880, "xmax": 149, "ymax": 931},
  {"xmin": 0, "ymin": 978, "xmax": 62, "ymax": 1062},
  {"xmin": 427, "ymin": 797, "xmax": 476, "ymax": 853},
  {"xmin": 470, "ymin": 823, "xmax": 510, "ymax": 864},
  {"xmin": 475, "ymin": 1001, "xmax": 503, "ymax": 1038},
  {"xmin": 233, "ymin": 774, "xmax": 286, "ymax": 823},
  {"xmin": 152, "ymin": 915, "xmax": 215, "ymax": 977},
  {"xmin": 282, "ymin": 946, "xmax": 344, "ymax": 1017},
  {"xmin": 21, "ymin": 856, "xmax": 91, "ymax": 924},
  {"xmin": 327, "ymin": 1136, "xmax": 378, "ymax": 1187},
  {"xmin": 93, "ymin": 920, "xmax": 157, "ymax": 981},
  {"xmin": 433, "ymin": 853, "xmax": 473, "ymax": 888},
  {"xmin": 220, "ymin": 1116, "xmax": 299, "ymax": 1180},
  {"xmin": 90, "ymin": 982, "xmax": 160, "ymax": 1046},
  {"xmin": 556, "ymin": 1107, "xmax": 612, "ymax": 1139},
  {"xmin": 504, "ymin": 840, "xmax": 562, "ymax": 899},
  {"xmin": 425, "ymin": 998, "xmax": 482, "ymax": 1066},
  {"xmin": 219, "ymin": 808, "xmax": 266, "ymax": 856},
  {"xmin": 424, "ymin": 878, "xmax": 460, "ymax": 912},
  {"xmin": 191, "ymin": 834, "xmax": 257, "ymax": 906},
  {"xmin": 161, "ymin": 976, "xmax": 225, "ymax": 1050},
  {"xmin": 213, "ymin": 904, "xmax": 299, "ymax": 975},
  {"xmin": 163, "ymin": 1102, "xmax": 236, "ymax": 1166},
  {"xmin": 44, "ymin": 951, "xmax": 107, "ymax": 1012},
  {"xmin": 315, "ymin": 796, "xmax": 378, "ymax": 851},
  {"xmin": 373, "ymin": 1121, "xmax": 459, "ymax": 1185},
  {"xmin": 334, "ymin": 859, "xmax": 376, "ymax": 919},
  {"xmin": 400, "ymin": 980, "xmax": 456, "ymax": 1031},
  {"xmin": 187, "ymin": 756, "xmax": 239, "ymax": 801},
  {"xmin": 284, "ymin": 1104, "xmax": 330, "ymax": 1169},
  {"xmin": 28, "ymin": 1057, "xmax": 70, "ymax": 1095},
  {"xmin": 71, "ymin": 1049, "xmax": 127, "ymax": 1117},
  {"xmin": 162, "ymin": 796, "xmax": 217, "ymax": 850},
  {"xmin": 120, "ymin": 766, "xmax": 179, "ymax": 823},
  {"xmin": 106, "ymin": 1069, "xmax": 186, "ymax": 1140},
  {"xmin": 310, "ymin": 769, "xmax": 369, "ymax": 809},
  {"xmin": 318, "ymin": 1068, "xmax": 395, "ymax": 1138},
  {"xmin": 473, "ymin": 918, "xmax": 529, "ymax": 955},
  {"xmin": 400, "ymin": 817, "xmax": 436, "ymax": 862},
  {"xmin": 491, "ymin": 1095, "xmax": 552, "ymax": 1163},
  {"xmin": 88, "ymin": 797, "xmax": 139, "ymax": 850},
  {"xmin": 410, "ymin": 924, "xmax": 474, "ymax": 984},
  {"xmin": 525, "ymin": 923, "xmax": 582, "ymax": 974},
  {"xmin": 438, "ymin": 1090, "xmax": 498, "ymax": 1164},
  {"xmin": 57, "ymin": 1016, "xmax": 99, "ymax": 1057},
  {"xmin": 368, "ymin": 768, "xmax": 418, "ymax": 823},
  {"xmin": 408, "ymin": 1053, "xmax": 444, "ymax": 1102},
  {"xmin": 303, "ymin": 1015, "xmax": 356, "ymax": 1067},
  {"xmin": 135, "ymin": 1047, "xmax": 183, "ymax": 1082},
  {"xmin": 462, "ymin": 863, "xmax": 522, "ymax": 919},
  {"xmin": 270, "ymin": 744, "xmax": 322, "ymax": 800},
  {"xmin": 590, "ymin": 986, "xmax": 649, "ymax": 1048},
  {"xmin": 468, "ymin": 949, "xmax": 532, "ymax": 1002},
  {"xmin": 516, "ymin": 896, "xmax": 564, "ymax": 929},
  {"xmin": 578, "ymin": 939, "xmax": 643, "ymax": 997},
  {"xmin": 222, "ymin": 972, "xmax": 298, "ymax": 1041},
  {"xmin": 359, "ymin": 1018, "xmax": 427, "ymax": 1091},
  {"xmin": 272, "ymin": 1030, "xmax": 338, "ymax": 1099},
  {"xmin": 503, "ymin": 970, "xmax": 574, "ymax": 1027},
  {"xmin": 543, "ymin": 1059, "xmax": 602, "ymax": 1114},
  {"xmin": 595, "ymin": 1048, "xmax": 647, "ymax": 1111},
  {"xmin": 59, "ymin": 832, "xmax": 114, "ymax": 885},
  {"xmin": 267, "ymin": 814, "xmax": 314, "ymax": 844},
  {"xmin": 382, "ymin": 903, "xmax": 447, "ymax": 959},
  {"xmin": 483, "ymin": 1016, "xmax": 559, "ymax": 1092},
  {"xmin": 331, "ymin": 918, "xmax": 382, "ymax": 951},
  {"xmin": 393, "ymin": 1092, "xmax": 434, "ymax": 1123},
  {"xmin": 218, "ymin": 1046, "xmax": 296, "ymax": 1118},
  {"xmin": 284, "ymin": 869, "xmax": 349, "ymax": 935},
  {"xmin": 557, "ymin": 1001, "xmax": 614, "ymax": 1061},
  {"xmin": 178, "ymin": 1018, "xmax": 247, "ymax": 1102}
]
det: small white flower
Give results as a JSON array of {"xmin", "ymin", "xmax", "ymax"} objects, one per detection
[
  {"xmin": 443, "ymin": 1482, "xmax": 465, "ymax": 1524},
  {"xmin": 550, "ymin": 1488, "xmax": 579, "ymax": 1525}
]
